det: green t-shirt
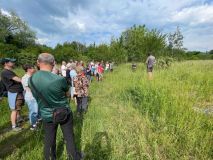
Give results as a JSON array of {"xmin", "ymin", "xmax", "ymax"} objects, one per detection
[{"xmin": 29, "ymin": 70, "xmax": 70, "ymax": 122}]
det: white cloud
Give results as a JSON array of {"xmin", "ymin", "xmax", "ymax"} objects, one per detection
[
  {"xmin": 0, "ymin": 8, "xmax": 11, "ymax": 16},
  {"xmin": 170, "ymin": 5, "xmax": 213, "ymax": 26},
  {"xmin": 36, "ymin": 38, "xmax": 49, "ymax": 44}
]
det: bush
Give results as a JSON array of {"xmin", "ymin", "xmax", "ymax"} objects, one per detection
[{"xmin": 156, "ymin": 57, "xmax": 175, "ymax": 69}]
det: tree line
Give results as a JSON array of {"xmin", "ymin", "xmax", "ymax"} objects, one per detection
[{"xmin": 0, "ymin": 10, "xmax": 212, "ymax": 66}]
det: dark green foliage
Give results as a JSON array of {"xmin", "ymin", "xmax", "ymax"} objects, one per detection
[
  {"xmin": 121, "ymin": 25, "xmax": 167, "ymax": 61},
  {"xmin": 17, "ymin": 51, "xmax": 37, "ymax": 66}
]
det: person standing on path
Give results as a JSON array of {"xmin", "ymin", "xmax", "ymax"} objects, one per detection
[
  {"xmin": 29, "ymin": 53, "xmax": 81, "ymax": 160},
  {"xmin": 146, "ymin": 53, "xmax": 156, "ymax": 80},
  {"xmin": 1, "ymin": 58, "xmax": 25, "ymax": 131}
]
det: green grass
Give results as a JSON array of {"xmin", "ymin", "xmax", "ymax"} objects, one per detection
[{"xmin": 0, "ymin": 60, "xmax": 212, "ymax": 160}]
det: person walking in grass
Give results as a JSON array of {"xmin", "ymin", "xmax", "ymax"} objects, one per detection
[
  {"xmin": 29, "ymin": 53, "xmax": 81, "ymax": 160},
  {"xmin": 21, "ymin": 64, "xmax": 39, "ymax": 130},
  {"xmin": 73, "ymin": 66, "xmax": 89, "ymax": 116},
  {"xmin": 86, "ymin": 64, "xmax": 92, "ymax": 83},
  {"xmin": 97, "ymin": 63, "xmax": 104, "ymax": 81},
  {"xmin": 105, "ymin": 61, "xmax": 110, "ymax": 72},
  {"xmin": 146, "ymin": 52, "xmax": 156, "ymax": 80},
  {"xmin": 109, "ymin": 61, "xmax": 114, "ymax": 72},
  {"xmin": 0, "ymin": 58, "xmax": 25, "ymax": 131}
]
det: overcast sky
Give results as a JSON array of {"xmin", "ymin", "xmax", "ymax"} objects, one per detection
[{"xmin": 1, "ymin": 0, "xmax": 212, "ymax": 51}]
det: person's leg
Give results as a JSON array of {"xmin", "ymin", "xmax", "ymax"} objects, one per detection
[
  {"xmin": 148, "ymin": 72, "xmax": 153, "ymax": 80},
  {"xmin": 60, "ymin": 112, "xmax": 78, "ymax": 160},
  {"xmin": 30, "ymin": 99, "xmax": 39, "ymax": 126},
  {"xmin": 43, "ymin": 122, "xmax": 58, "ymax": 160},
  {"xmin": 76, "ymin": 97, "xmax": 82, "ymax": 114},
  {"xmin": 8, "ymin": 92, "xmax": 18, "ymax": 127},
  {"xmin": 16, "ymin": 93, "xmax": 24, "ymax": 122},
  {"xmin": 82, "ymin": 97, "xmax": 88, "ymax": 113},
  {"xmin": 70, "ymin": 87, "xmax": 74, "ymax": 99},
  {"xmin": 11, "ymin": 110, "xmax": 17, "ymax": 127},
  {"xmin": 25, "ymin": 99, "xmax": 32, "ymax": 124}
]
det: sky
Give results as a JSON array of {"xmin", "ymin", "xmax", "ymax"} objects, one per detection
[{"xmin": 0, "ymin": 0, "xmax": 213, "ymax": 51}]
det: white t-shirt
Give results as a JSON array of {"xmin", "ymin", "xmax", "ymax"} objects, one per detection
[
  {"xmin": 61, "ymin": 65, "xmax": 67, "ymax": 77},
  {"xmin": 21, "ymin": 74, "xmax": 35, "ymax": 100}
]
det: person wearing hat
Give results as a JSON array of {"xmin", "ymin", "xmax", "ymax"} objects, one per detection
[{"xmin": 1, "ymin": 58, "xmax": 24, "ymax": 131}]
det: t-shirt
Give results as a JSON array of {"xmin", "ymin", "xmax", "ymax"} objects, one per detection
[
  {"xmin": 29, "ymin": 70, "xmax": 69, "ymax": 122},
  {"xmin": 146, "ymin": 55, "xmax": 156, "ymax": 68},
  {"xmin": 1, "ymin": 69, "xmax": 24, "ymax": 93},
  {"xmin": 97, "ymin": 66, "xmax": 104, "ymax": 74},
  {"xmin": 22, "ymin": 74, "xmax": 35, "ymax": 100},
  {"xmin": 86, "ymin": 67, "xmax": 91, "ymax": 76},
  {"xmin": 61, "ymin": 65, "xmax": 67, "ymax": 77}
]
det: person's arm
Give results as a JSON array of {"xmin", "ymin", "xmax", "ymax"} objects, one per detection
[
  {"xmin": 66, "ymin": 90, "xmax": 70, "ymax": 97},
  {"xmin": 145, "ymin": 57, "xmax": 149, "ymax": 64},
  {"xmin": 3, "ymin": 71, "xmax": 22, "ymax": 82},
  {"xmin": 13, "ymin": 76, "xmax": 22, "ymax": 83},
  {"xmin": 153, "ymin": 57, "xmax": 156, "ymax": 64}
]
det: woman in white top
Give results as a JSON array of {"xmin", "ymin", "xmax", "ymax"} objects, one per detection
[
  {"xmin": 21, "ymin": 64, "xmax": 39, "ymax": 130},
  {"xmin": 61, "ymin": 61, "xmax": 67, "ymax": 77}
]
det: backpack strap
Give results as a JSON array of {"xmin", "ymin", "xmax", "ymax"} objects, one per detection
[{"xmin": 29, "ymin": 77, "xmax": 50, "ymax": 108}]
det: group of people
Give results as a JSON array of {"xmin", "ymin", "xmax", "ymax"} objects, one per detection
[
  {"xmin": 58, "ymin": 60, "xmax": 114, "ymax": 82},
  {"xmin": 0, "ymin": 52, "xmax": 154, "ymax": 159},
  {"xmin": 0, "ymin": 53, "xmax": 114, "ymax": 160}
]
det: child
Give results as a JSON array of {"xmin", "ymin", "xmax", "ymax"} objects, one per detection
[{"xmin": 22, "ymin": 64, "xmax": 39, "ymax": 130}]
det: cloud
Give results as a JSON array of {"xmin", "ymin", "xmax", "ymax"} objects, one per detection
[
  {"xmin": 0, "ymin": 8, "xmax": 11, "ymax": 16},
  {"xmin": 0, "ymin": 0, "xmax": 212, "ymax": 51},
  {"xmin": 170, "ymin": 5, "xmax": 213, "ymax": 26}
]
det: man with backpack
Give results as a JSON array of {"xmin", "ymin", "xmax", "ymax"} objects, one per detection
[{"xmin": 0, "ymin": 58, "xmax": 25, "ymax": 131}]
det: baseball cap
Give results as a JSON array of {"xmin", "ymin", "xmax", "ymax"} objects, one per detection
[{"xmin": 0, "ymin": 58, "xmax": 16, "ymax": 65}]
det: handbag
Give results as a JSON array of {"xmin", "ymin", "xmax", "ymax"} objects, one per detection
[{"xmin": 29, "ymin": 77, "xmax": 70, "ymax": 123}]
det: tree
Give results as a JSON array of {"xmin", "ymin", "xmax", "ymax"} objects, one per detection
[
  {"xmin": 121, "ymin": 25, "xmax": 166, "ymax": 61},
  {"xmin": 168, "ymin": 26, "xmax": 184, "ymax": 53},
  {"xmin": 0, "ymin": 10, "xmax": 36, "ymax": 48}
]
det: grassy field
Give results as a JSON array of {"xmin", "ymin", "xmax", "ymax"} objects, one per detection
[{"xmin": 0, "ymin": 60, "xmax": 212, "ymax": 160}]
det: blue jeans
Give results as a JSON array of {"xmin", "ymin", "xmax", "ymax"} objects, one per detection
[{"xmin": 25, "ymin": 98, "xmax": 38, "ymax": 125}]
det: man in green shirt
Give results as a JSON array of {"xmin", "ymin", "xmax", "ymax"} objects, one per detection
[{"xmin": 29, "ymin": 53, "xmax": 80, "ymax": 160}]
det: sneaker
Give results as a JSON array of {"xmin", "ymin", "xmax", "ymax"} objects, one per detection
[
  {"xmin": 12, "ymin": 127, "xmax": 22, "ymax": 132},
  {"xmin": 30, "ymin": 125, "xmax": 37, "ymax": 131}
]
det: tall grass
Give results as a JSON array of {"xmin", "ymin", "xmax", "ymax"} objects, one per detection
[{"xmin": 0, "ymin": 60, "xmax": 212, "ymax": 160}]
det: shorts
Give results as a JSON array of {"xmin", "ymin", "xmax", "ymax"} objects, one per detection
[
  {"xmin": 147, "ymin": 67, "xmax": 153, "ymax": 72},
  {"xmin": 8, "ymin": 92, "xmax": 24, "ymax": 111}
]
